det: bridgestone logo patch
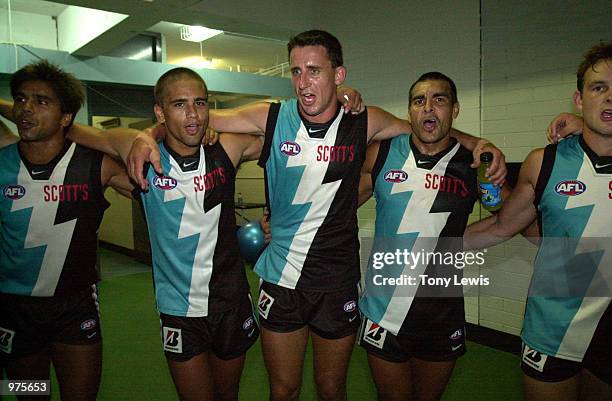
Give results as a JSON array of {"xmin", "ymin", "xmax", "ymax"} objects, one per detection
[
  {"xmin": 522, "ymin": 344, "xmax": 547, "ymax": 372},
  {"xmin": 258, "ymin": 290, "xmax": 275, "ymax": 320},
  {"xmin": 363, "ymin": 319, "xmax": 387, "ymax": 349},
  {"xmin": 162, "ymin": 326, "xmax": 182, "ymax": 353},
  {"xmin": 0, "ymin": 326, "xmax": 15, "ymax": 354}
]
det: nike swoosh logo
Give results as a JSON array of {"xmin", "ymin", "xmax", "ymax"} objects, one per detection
[
  {"xmin": 451, "ymin": 344, "xmax": 463, "ymax": 351},
  {"xmin": 348, "ymin": 315, "xmax": 358, "ymax": 323},
  {"xmin": 31, "ymin": 170, "xmax": 47, "ymax": 175},
  {"xmin": 86, "ymin": 332, "xmax": 97, "ymax": 339},
  {"xmin": 182, "ymin": 161, "xmax": 197, "ymax": 168},
  {"xmin": 595, "ymin": 163, "xmax": 612, "ymax": 169},
  {"xmin": 417, "ymin": 160, "xmax": 431, "ymax": 165},
  {"xmin": 247, "ymin": 328, "xmax": 256, "ymax": 338},
  {"xmin": 308, "ymin": 128, "xmax": 325, "ymax": 134}
]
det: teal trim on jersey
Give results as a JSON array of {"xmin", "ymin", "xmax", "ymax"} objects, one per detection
[
  {"xmin": 360, "ymin": 135, "xmax": 418, "ymax": 323},
  {"xmin": 140, "ymin": 144, "xmax": 197, "ymax": 316},
  {"xmin": 539, "ymin": 136, "xmax": 591, "ymax": 238},
  {"xmin": 0, "ymin": 144, "xmax": 47, "ymax": 295},
  {"xmin": 525, "ymin": 136, "xmax": 600, "ymax": 357},
  {"xmin": 254, "ymin": 99, "xmax": 309, "ymax": 284}
]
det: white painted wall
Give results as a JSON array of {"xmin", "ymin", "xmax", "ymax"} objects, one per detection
[
  {"xmin": 0, "ymin": 8, "xmax": 57, "ymax": 50},
  {"xmin": 481, "ymin": 0, "xmax": 610, "ymax": 162},
  {"xmin": 57, "ymin": 5, "xmax": 127, "ymax": 54}
]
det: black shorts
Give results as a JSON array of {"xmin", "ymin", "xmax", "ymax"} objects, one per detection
[
  {"xmin": 160, "ymin": 294, "xmax": 259, "ymax": 362},
  {"xmin": 583, "ymin": 301, "xmax": 612, "ymax": 384},
  {"xmin": 359, "ymin": 316, "xmax": 466, "ymax": 363},
  {"xmin": 522, "ymin": 342, "xmax": 611, "ymax": 385},
  {"xmin": 257, "ymin": 281, "xmax": 360, "ymax": 339},
  {"xmin": 522, "ymin": 302, "xmax": 611, "ymax": 385},
  {"xmin": 0, "ymin": 285, "xmax": 101, "ymax": 362}
]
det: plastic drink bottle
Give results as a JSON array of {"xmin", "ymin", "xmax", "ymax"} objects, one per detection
[{"xmin": 477, "ymin": 152, "xmax": 502, "ymax": 212}]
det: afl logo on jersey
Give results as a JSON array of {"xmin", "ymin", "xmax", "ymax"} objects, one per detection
[
  {"xmin": 80, "ymin": 319, "xmax": 97, "ymax": 331},
  {"xmin": 343, "ymin": 300, "xmax": 357, "ymax": 313},
  {"xmin": 2, "ymin": 185, "xmax": 26, "ymax": 200},
  {"xmin": 449, "ymin": 328, "xmax": 463, "ymax": 340},
  {"xmin": 384, "ymin": 170, "xmax": 408, "ymax": 183},
  {"xmin": 242, "ymin": 317, "xmax": 255, "ymax": 330},
  {"xmin": 280, "ymin": 141, "xmax": 301, "ymax": 156},
  {"xmin": 152, "ymin": 175, "xmax": 178, "ymax": 190},
  {"xmin": 555, "ymin": 180, "xmax": 586, "ymax": 196}
]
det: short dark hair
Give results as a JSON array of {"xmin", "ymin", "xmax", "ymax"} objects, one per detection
[
  {"xmin": 10, "ymin": 60, "xmax": 84, "ymax": 131},
  {"xmin": 577, "ymin": 42, "xmax": 612, "ymax": 93},
  {"xmin": 287, "ymin": 30, "xmax": 343, "ymax": 68},
  {"xmin": 154, "ymin": 67, "xmax": 207, "ymax": 105},
  {"xmin": 409, "ymin": 72, "xmax": 458, "ymax": 104}
]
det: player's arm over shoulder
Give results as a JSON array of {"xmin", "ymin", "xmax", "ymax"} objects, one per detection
[
  {"xmin": 219, "ymin": 133, "xmax": 264, "ymax": 168},
  {"xmin": 366, "ymin": 106, "xmax": 412, "ymax": 143},
  {"xmin": 359, "ymin": 141, "xmax": 381, "ymax": 207},
  {"xmin": 209, "ymin": 102, "xmax": 271, "ymax": 135},
  {"xmin": 101, "ymin": 154, "xmax": 134, "ymax": 198},
  {"xmin": 68, "ymin": 124, "xmax": 141, "ymax": 163}
]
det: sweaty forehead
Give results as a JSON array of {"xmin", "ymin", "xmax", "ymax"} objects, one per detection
[
  {"xmin": 585, "ymin": 59, "xmax": 612, "ymax": 82},
  {"xmin": 412, "ymin": 80, "xmax": 451, "ymax": 96},
  {"xmin": 163, "ymin": 78, "xmax": 207, "ymax": 101},
  {"xmin": 289, "ymin": 45, "xmax": 331, "ymax": 66},
  {"xmin": 17, "ymin": 80, "xmax": 59, "ymax": 98}
]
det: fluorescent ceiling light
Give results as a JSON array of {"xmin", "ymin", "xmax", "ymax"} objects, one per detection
[{"xmin": 180, "ymin": 25, "xmax": 223, "ymax": 42}]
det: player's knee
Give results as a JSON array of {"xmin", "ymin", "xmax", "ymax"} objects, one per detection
[
  {"xmin": 213, "ymin": 387, "xmax": 239, "ymax": 401},
  {"xmin": 59, "ymin": 386, "xmax": 100, "ymax": 401},
  {"xmin": 376, "ymin": 386, "xmax": 408, "ymax": 401},
  {"xmin": 314, "ymin": 376, "xmax": 346, "ymax": 401},
  {"xmin": 57, "ymin": 371, "xmax": 101, "ymax": 401},
  {"xmin": 270, "ymin": 382, "xmax": 300, "ymax": 401}
]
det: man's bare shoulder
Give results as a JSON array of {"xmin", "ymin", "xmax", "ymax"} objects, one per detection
[{"xmin": 520, "ymin": 147, "xmax": 547, "ymax": 186}]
